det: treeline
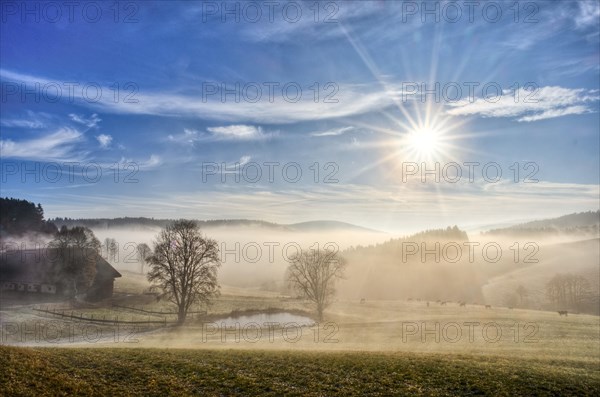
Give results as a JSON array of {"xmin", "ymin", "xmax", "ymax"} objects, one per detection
[
  {"xmin": 342, "ymin": 226, "xmax": 469, "ymax": 265},
  {"xmin": 343, "ymin": 226, "xmax": 468, "ymax": 259},
  {"xmin": 486, "ymin": 225, "xmax": 599, "ymax": 237},
  {"xmin": 485, "ymin": 210, "xmax": 600, "ymax": 236},
  {"xmin": 51, "ymin": 217, "xmax": 171, "ymax": 230},
  {"xmin": 546, "ymin": 273, "xmax": 599, "ymax": 315},
  {"xmin": 338, "ymin": 226, "xmax": 482, "ymax": 303},
  {"xmin": 0, "ymin": 197, "xmax": 58, "ymax": 237}
]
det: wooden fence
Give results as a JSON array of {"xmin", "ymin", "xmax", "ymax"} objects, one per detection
[
  {"xmin": 32, "ymin": 306, "xmax": 169, "ymax": 326},
  {"xmin": 111, "ymin": 303, "xmax": 207, "ymax": 316}
]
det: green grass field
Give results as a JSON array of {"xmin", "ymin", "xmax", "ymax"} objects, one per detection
[{"xmin": 1, "ymin": 346, "xmax": 599, "ymax": 396}]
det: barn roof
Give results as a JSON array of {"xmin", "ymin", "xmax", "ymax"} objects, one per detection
[{"xmin": 0, "ymin": 248, "xmax": 121, "ymax": 283}]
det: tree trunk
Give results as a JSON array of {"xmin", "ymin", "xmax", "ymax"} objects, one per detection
[
  {"xmin": 72, "ymin": 279, "xmax": 78, "ymax": 296},
  {"xmin": 177, "ymin": 306, "xmax": 187, "ymax": 325}
]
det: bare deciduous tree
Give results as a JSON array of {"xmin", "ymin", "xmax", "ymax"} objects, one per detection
[
  {"xmin": 136, "ymin": 243, "xmax": 152, "ymax": 274},
  {"xmin": 516, "ymin": 285, "xmax": 528, "ymax": 306},
  {"xmin": 147, "ymin": 220, "xmax": 221, "ymax": 324},
  {"xmin": 546, "ymin": 273, "xmax": 591, "ymax": 311},
  {"xmin": 286, "ymin": 248, "xmax": 346, "ymax": 321},
  {"xmin": 103, "ymin": 237, "xmax": 118, "ymax": 262}
]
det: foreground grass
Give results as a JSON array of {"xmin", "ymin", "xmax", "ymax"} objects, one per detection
[{"xmin": 1, "ymin": 346, "xmax": 598, "ymax": 396}]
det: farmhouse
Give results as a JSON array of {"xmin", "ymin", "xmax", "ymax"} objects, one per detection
[{"xmin": 0, "ymin": 248, "xmax": 121, "ymax": 301}]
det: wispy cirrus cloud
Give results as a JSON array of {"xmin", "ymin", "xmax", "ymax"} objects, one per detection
[
  {"xmin": 446, "ymin": 86, "xmax": 599, "ymax": 122},
  {"xmin": 192, "ymin": 1, "xmax": 387, "ymax": 44},
  {"xmin": 517, "ymin": 106, "xmax": 592, "ymax": 122},
  {"xmin": 69, "ymin": 113, "xmax": 101, "ymax": 128},
  {"xmin": 168, "ymin": 125, "xmax": 273, "ymax": 144},
  {"xmin": 310, "ymin": 126, "xmax": 355, "ymax": 137},
  {"xmin": 221, "ymin": 155, "xmax": 253, "ymax": 172},
  {"xmin": 167, "ymin": 128, "xmax": 200, "ymax": 144},
  {"xmin": 139, "ymin": 154, "xmax": 162, "ymax": 169},
  {"xmin": 0, "ymin": 118, "xmax": 45, "ymax": 129},
  {"xmin": 0, "ymin": 128, "xmax": 84, "ymax": 161},
  {"xmin": 100, "ymin": 85, "xmax": 391, "ymax": 124},
  {"xmin": 207, "ymin": 125, "xmax": 269, "ymax": 140},
  {"xmin": 0, "ymin": 69, "xmax": 393, "ymax": 124},
  {"xmin": 0, "ymin": 111, "xmax": 53, "ymax": 129},
  {"xmin": 575, "ymin": 1, "xmax": 600, "ymax": 29},
  {"xmin": 115, "ymin": 154, "xmax": 163, "ymax": 170}
]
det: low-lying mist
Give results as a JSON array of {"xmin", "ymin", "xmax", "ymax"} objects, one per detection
[
  {"xmin": 91, "ymin": 223, "xmax": 385, "ymax": 291},
  {"xmin": 90, "ymin": 223, "xmax": 600, "ymax": 314}
]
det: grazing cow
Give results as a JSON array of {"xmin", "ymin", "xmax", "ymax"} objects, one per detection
[
  {"xmin": 360, "ymin": 298, "xmax": 366, "ymax": 304},
  {"xmin": 459, "ymin": 302, "xmax": 466, "ymax": 307},
  {"xmin": 426, "ymin": 301, "xmax": 430, "ymax": 307},
  {"xmin": 485, "ymin": 305, "xmax": 491, "ymax": 309},
  {"xmin": 408, "ymin": 298, "xmax": 413, "ymax": 301},
  {"xmin": 558, "ymin": 310, "xmax": 568, "ymax": 316},
  {"xmin": 441, "ymin": 301, "xmax": 447, "ymax": 306},
  {"xmin": 508, "ymin": 307, "xmax": 513, "ymax": 310}
]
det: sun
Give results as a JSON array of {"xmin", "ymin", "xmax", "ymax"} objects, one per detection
[
  {"xmin": 402, "ymin": 126, "xmax": 445, "ymax": 161},
  {"xmin": 407, "ymin": 128, "xmax": 441, "ymax": 154}
]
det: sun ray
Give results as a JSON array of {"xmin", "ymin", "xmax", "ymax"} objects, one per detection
[{"xmin": 338, "ymin": 22, "xmax": 421, "ymax": 129}]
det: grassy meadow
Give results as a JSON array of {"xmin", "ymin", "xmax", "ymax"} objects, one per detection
[{"xmin": 2, "ymin": 270, "xmax": 599, "ymax": 395}]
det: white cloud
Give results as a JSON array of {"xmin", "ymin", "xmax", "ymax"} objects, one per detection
[
  {"xmin": 96, "ymin": 134, "xmax": 113, "ymax": 148},
  {"xmin": 115, "ymin": 154, "xmax": 162, "ymax": 170},
  {"xmin": 167, "ymin": 128, "xmax": 204, "ymax": 145},
  {"xmin": 141, "ymin": 154, "xmax": 162, "ymax": 169},
  {"xmin": 575, "ymin": 1, "xmax": 600, "ymax": 29},
  {"xmin": 184, "ymin": 128, "xmax": 199, "ymax": 136},
  {"xmin": 169, "ymin": 126, "xmax": 273, "ymax": 144},
  {"xmin": 239, "ymin": 155, "xmax": 251, "ymax": 166},
  {"xmin": 221, "ymin": 155, "xmax": 253, "ymax": 172},
  {"xmin": 169, "ymin": 128, "xmax": 200, "ymax": 143},
  {"xmin": 446, "ymin": 86, "xmax": 599, "ymax": 122},
  {"xmin": 310, "ymin": 126, "xmax": 355, "ymax": 137},
  {"xmin": 0, "ymin": 128, "xmax": 83, "ymax": 161},
  {"xmin": 69, "ymin": 113, "xmax": 101, "ymax": 128},
  {"xmin": 206, "ymin": 125, "xmax": 268, "ymax": 140}
]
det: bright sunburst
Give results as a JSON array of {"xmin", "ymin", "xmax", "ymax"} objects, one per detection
[
  {"xmin": 399, "ymin": 121, "xmax": 454, "ymax": 163},
  {"xmin": 405, "ymin": 127, "xmax": 443, "ymax": 159}
]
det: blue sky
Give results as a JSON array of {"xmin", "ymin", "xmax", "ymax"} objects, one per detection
[{"xmin": 1, "ymin": 1, "xmax": 599, "ymax": 232}]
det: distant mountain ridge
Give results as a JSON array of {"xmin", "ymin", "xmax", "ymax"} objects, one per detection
[
  {"xmin": 284, "ymin": 221, "xmax": 382, "ymax": 233},
  {"xmin": 50, "ymin": 217, "xmax": 382, "ymax": 233}
]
